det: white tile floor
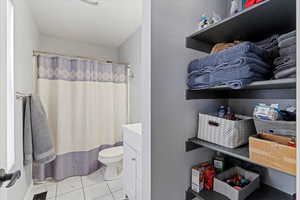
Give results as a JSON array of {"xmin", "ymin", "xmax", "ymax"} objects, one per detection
[{"xmin": 28, "ymin": 169, "xmax": 126, "ymax": 200}]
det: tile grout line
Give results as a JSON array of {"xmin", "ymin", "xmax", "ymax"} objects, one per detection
[
  {"xmin": 81, "ymin": 177, "xmax": 87, "ymax": 200},
  {"xmin": 54, "ymin": 182, "xmax": 58, "ymax": 200},
  {"xmin": 106, "ymin": 181, "xmax": 116, "ymax": 200},
  {"xmin": 55, "ymin": 178, "xmax": 84, "ymax": 199}
]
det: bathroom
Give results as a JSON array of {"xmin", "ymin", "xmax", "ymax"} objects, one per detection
[
  {"xmin": 1, "ymin": 0, "xmax": 300, "ymax": 200},
  {"xmin": 0, "ymin": 0, "xmax": 144, "ymax": 200}
]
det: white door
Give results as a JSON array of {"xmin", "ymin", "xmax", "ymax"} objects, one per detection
[{"xmin": 0, "ymin": 0, "xmax": 21, "ymax": 199}]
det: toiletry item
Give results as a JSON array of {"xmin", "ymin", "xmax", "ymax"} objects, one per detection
[
  {"xmin": 244, "ymin": 0, "xmax": 264, "ymax": 9},
  {"xmin": 217, "ymin": 106, "xmax": 227, "ymax": 118},
  {"xmin": 242, "ymin": 0, "xmax": 247, "ymax": 8},
  {"xmin": 253, "ymin": 104, "xmax": 280, "ymax": 121},
  {"xmin": 230, "ymin": 0, "xmax": 242, "ymax": 16},
  {"xmin": 225, "ymin": 106, "xmax": 236, "ymax": 120},
  {"xmin": 226, "ymin": 174, "xmax": 251, "ymax": 188},
  {"xmin": 198, "ymin": 14, "xmax": 209, "ymax": 30},
  {"xmin": 213, "ymin": 152, "xmax": 225, "ymax": 173},
  {"xmin": 286, "ymin": 106, "xmax": 296, "ymax": 113},
  {"xmin": 288, "ymin": 137, "xmax": 296, "ymax": 147},
  {"xmin": 211, "ymin": 12, "xmax": 222, "ymax": 24}
]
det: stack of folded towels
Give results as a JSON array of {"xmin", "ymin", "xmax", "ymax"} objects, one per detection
[
  {"xmin": 273, "ymin": 30, "xmax": 296, "ymax": 79},
  {"xmin": 254, "ymin": 34, "xmax": 279, "ymax": 60},
  {"xmin": 187, "ymin": 42, "xmax": 272, "ymax": 89}
]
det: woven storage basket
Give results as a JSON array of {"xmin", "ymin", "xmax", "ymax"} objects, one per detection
[
  {"xmin": 253, "ymin": 117, "xmax": 296, "ymax": 136},
  {"xmin": 197, "ymin": 113, "xmax": 256, "ymax": 148}
]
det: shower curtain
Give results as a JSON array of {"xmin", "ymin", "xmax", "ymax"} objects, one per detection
[{"xmin": 33, "ymin": 55, "xmax": 127, "ymax": 181}]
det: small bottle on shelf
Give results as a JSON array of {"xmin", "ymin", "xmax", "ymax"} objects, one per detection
[{"xmin": 213, "ymin": 152, "xmax": 225, "ymax": 173}]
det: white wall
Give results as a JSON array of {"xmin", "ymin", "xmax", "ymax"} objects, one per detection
[
  {"xmin": 119, "ymin": 28, "xmax": 142, "ymax": 123},
  {"xmin": 151, "ymin": 1, "xmax": 229, "ymax": 199},
  {"xmin": 39, "ymin": 35, "xmax": 119, "ymax": 61},
  {"xmin": 8, "ymin": 0, "xmax": 40, "ymax": 200}
]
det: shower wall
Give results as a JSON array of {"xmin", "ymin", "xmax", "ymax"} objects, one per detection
[
  {"xmin": 39, "ymin": 34, "xmax": 119, "ymax": 61},
  {"xmin": 119, "ymin": 27, "xmax": 142, "ymax": 123}
]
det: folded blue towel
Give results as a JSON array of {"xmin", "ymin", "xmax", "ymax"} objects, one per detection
[
  {"xmin": 225, "ymin": 77, "xmax": 266, "ymax": 89},
  {"xmin": 187, "ymin": 42, "xmax": 268, "ymax": 73},
  {"xmin": 215, "ymin": 57, "xmax": 271, "ymax": 70},
  {"xmin": 187, "ymin": 63, "xmax": 270, "ymax": 89},
  {"xmin": 188, "ymin": 57, "xmax": 271, "ymax": 78},
  {"xmin": 212, "ymin": 64, "xmax": 269, "ymax": 81},
  {"xmin": 187, "ymin": 73, "xmax": 266, "ymax": 89}
]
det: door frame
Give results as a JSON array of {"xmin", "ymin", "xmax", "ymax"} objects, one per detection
[
  {"xmin": 0, "ymin": 0, "xmax": 9, "ymax": 197},
  {"xmin": 297, "ymin": 0, "xmax": 300, "ymax": 196},
  {"xmin": 141, "ymin": 0, "xmax": 151, "ymax": 200},
  {"xmin": 0, "ymin": 0, "xmax": 15, "ymax": 199}
]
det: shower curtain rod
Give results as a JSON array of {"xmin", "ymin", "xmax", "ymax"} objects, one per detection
[{"xmin": 32, "ymin": 50, "xmax": 130, "ymax": 66}]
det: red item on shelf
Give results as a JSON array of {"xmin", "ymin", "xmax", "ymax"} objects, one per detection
[
  {"xmin": 245, "ymin": 0, "xmax": 264, "ymax": 9},
  {"xmin": 202, "ymin": 167, "xmax": 216, "ymax": 190}
]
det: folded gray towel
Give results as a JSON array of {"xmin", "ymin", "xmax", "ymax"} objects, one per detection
[
  {"xmin": 23, "ymin": 96, "xmax": 56, "ymax": 165},
  {"xmin": 287, "ymin": 74, "xmax": 296, "ymax": 78},
  {"xmin": 23, "ymin": 97, "xmax": 33, "ymax": 165},
  {"xmin": 273, "ymin": 54, "xmax": 296, "ymax": 66},
  {"xmin": 274, "ymin": 67, "xmax": 296, "ymax": 79},
  {"xmin": 279, "ymin": 44, "xmax": 296, "ymax": 57},
  {"xmin": 278, "ymin": 30, "xmax": 296, "ymax": 42},
  {"xmin": 274, "ymin": 61, "xmax": 296, "ymax": 74},
  {"xmin": 255, "ymin": 34, "xmax": 279, "ymax": 48},
  {"xmin": 278, "ymin": 36, "xmax": 296, "ymax": 49}
]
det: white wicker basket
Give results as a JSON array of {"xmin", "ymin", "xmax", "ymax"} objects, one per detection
[{"xmin": 197, "ymin": 113, "xmax": 256, "ymax": 148}]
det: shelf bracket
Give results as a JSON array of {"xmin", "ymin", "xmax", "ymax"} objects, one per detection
[
  {"xmin": 186, "ymin": 38, "xmax": 213, "ymax": 53},
  {"xmin": 186, "ymin": 189, "xmax": 196, "ymax": 200},
  {"xmin": 186, "ymin": 139, "xmax": 202, "ymax": 152}
]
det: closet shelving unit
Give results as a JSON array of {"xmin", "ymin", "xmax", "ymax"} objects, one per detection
[{"xmin": 185, "ymin": 0, "xmax": 297, "ymax": 199}]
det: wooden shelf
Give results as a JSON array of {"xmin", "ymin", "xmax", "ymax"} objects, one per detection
[
  {"xmin": 186, "ymin": 78, "xmax": 296, "ymax": 99},
  {"xmin": 186, "ymin": 185, "xmax": 295, "ymax": 200},
  {"xmin": 186, "ymin": 0, "xmax": 296, "ymax": 52},
  {"xmin": 186, "ymin": 137, "xmax": 295, "ymax": 177}
]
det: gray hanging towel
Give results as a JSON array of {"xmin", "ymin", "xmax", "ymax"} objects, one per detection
[{"xmin": 23, "ymin": 95, "xmax": 56, "ymax": 165}]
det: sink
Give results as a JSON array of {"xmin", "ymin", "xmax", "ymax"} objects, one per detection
[
  {"xmin": 123, "ymin": 123, "xmax": 142, "ymax": 151},
  {"xmin": 123, "ymin": 123, "xmax": 142, "ymax": 135}
]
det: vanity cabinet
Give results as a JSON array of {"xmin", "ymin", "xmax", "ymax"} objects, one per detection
[{"xmin": 123, "ymin": 123, "xmax": 142, "ymax": 200}]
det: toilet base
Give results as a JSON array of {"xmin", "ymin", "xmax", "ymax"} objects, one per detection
[{"xmin": 103, "ymin": 162, "xmax": 123, "ymax": 181}]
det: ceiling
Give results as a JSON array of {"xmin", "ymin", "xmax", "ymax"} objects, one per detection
[{"xmin": 27, "ymin": 0, "xmax": 142, "ymax": 47}]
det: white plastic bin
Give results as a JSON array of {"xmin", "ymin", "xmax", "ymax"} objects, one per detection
[
  {"xmin": 197, "ymin": 113, "xmax": 256, "ymax": 148},
  {"xmin": 213, "ymin": 167, "xmax": 260, "ymax": 200}
]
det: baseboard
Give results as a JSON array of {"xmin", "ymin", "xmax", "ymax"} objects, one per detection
[{"xmin": 24, "ymin": 182, "xmax": 33, "ymax": 200}]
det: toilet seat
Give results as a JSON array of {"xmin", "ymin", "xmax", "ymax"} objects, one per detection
[{"xmin": 99, "ymin": 146, "xmax": 124, "ymax": 162}]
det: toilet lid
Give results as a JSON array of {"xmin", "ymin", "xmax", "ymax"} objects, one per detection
[{"xmin": 99, "ymin": 146, "xmax": 124, "ymax": 158}]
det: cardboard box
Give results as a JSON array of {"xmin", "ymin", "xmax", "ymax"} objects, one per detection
[
  {"xmin": 249, "ymin": 133, "xmax": 296, "ymax": 176},
  {"xmin": 214, "ymin": 167, "xmax": 260, "ymax": 200},
  {"xmin": 191, "ymin": 162, "xmax": 213, "ymax": 193}
]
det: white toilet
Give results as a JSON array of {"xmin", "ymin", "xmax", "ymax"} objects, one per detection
[{"xmin": 98, "ymin": 146, "xmax": 124, "ymax": 181}]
